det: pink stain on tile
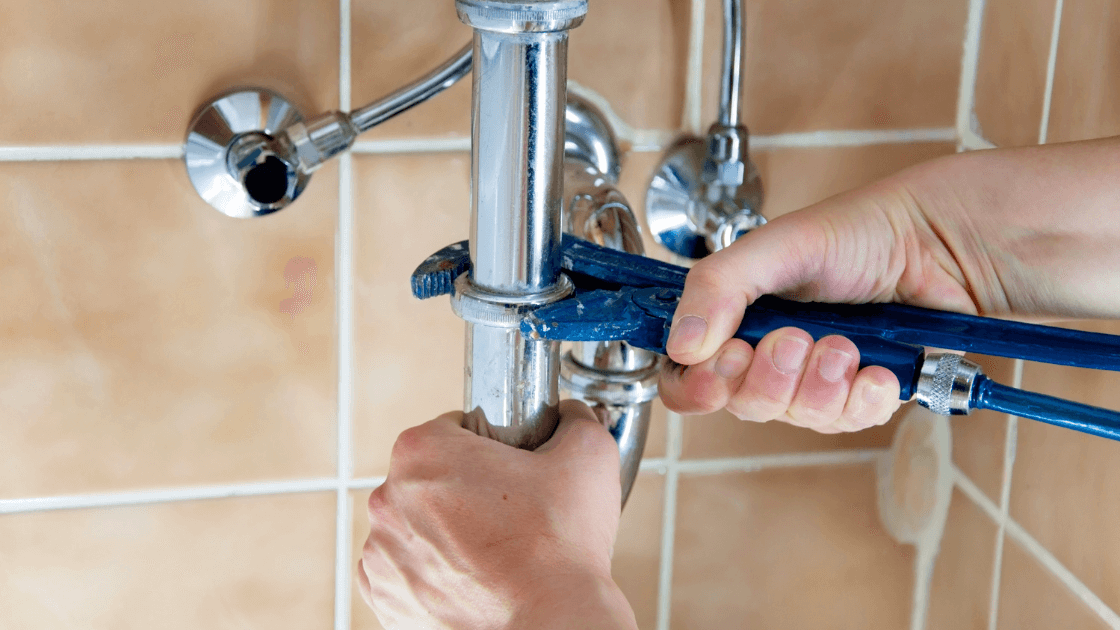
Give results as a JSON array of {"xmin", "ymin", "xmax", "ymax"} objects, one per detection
[{"xmin": 280, "ymin": 256, "xmax": 318, "ymax": 320}]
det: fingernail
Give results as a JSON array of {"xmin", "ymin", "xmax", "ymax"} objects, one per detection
[
  {"xmin": 818, "ymin": 349, "xmax": 855, "ymax": 382},
  {"xmin": 863, "ymin": 380, "xmax": 889, "ymax": 406},
  {"xmin": 772, "ymin": 337, "xmax": 809, "ymax": 374},
  {"xmin": 715, "ymin": 347, "xmax": 750, "ymax": 380},
  {"xmin": 666, "ymin": 316, "xmax": 707, "ymax": 356}
]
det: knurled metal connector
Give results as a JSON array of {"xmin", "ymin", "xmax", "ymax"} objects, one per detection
[
  {"xmin": 456, "ymin": 0, "xmax": 588, "ymax": 33},
  {"xmin": 915, "ymin": 353, "xmax": 983, "ymax": 416}
]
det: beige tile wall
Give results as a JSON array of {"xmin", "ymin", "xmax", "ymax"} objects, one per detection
[
  {"xmin": 2, "ymin": 0, "xmax": 1117, "ymax": 629},
  {"xmin": 928, "ymin": 1, "xmax": 1120, "ymax": 628}
]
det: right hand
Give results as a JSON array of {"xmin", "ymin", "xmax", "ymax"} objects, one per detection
[{"xmin": 658, "ymin": 139, "xmax": 1120, "ymax": 433}]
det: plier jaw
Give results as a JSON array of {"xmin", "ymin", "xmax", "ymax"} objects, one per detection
[{"xmin": 521, "ymin": 287, "xmax": 681, "ymax": 355}]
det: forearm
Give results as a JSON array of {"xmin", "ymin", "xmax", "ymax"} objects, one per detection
[{"xmin": 907, "ymin": 136, "xmax": 1120, "ymax": 319}]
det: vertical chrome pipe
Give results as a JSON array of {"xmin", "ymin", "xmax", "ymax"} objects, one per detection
[
  {"xmin": 456, "ymin": 0, "xmax": 587, "ymax": 449},
  {"xmin": 717, "ymin": 0, "xmax": 744, "ymax": 128}
]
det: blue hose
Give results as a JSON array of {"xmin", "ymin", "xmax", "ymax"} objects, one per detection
[{"xmin": 973, "ymin": 376, "xmax": 1120, "ymax": 442}]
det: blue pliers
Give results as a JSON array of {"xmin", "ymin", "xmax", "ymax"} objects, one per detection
[{"xmin": 412, "ymin": 235, "xmax": 1120, "ymax": 441}]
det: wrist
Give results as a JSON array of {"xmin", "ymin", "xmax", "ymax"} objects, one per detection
[{"xmin": 511, "ymin": 571, "xmax": 637, "ymax": 630}]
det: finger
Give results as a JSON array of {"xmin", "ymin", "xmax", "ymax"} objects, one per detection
[
  {"xmin": 725, "ymin": 327, "xmax": 813, "ymax": 422},
  {"xmin": 536, "ymin": 400, "xmax": 619, "ymax": 471},
  {"xmin": 785, "ymin": 335, "xmax": 859, "ymax": 430},
  {"xmin": 665, "ymin": 218, "xmax": 827, "ymax": 365},
  {"xmin": 659, "ymin": 338, "xmax": 753, "ymax": 415},
  {"xmin": 833, "ymin": 366, "xmax": 902, "ymax": 432}
]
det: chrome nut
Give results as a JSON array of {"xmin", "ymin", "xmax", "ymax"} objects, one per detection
[{"xmin": 456, "ymin": 0, "xmax": 588, "ymax": 33}]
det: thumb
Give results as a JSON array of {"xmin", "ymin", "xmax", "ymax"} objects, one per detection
[
  {"xmin": 665, "ymin": 213, "xmax": 828, "ymax": 366},
  {"xmin": 534, "ymin": 399, "xmax": 615, "ymax": 459}
]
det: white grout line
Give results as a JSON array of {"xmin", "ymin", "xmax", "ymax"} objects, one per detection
[
  {"xmin": 0, "ymin": 126, "xmax": 964, "ymax": 167},
  {"xmin": 674, "ymin": 448, "xmax": 885, "ymax": 476},
  {"xmin": 957, "ymin": 467, "xmax": 1120, "ymax": 628},
  {"xmin": 751, "ymin": 127, "xmax": 958, "ymax": 150},
  {"xmin": 0, "ymin": 144, "xmax": 184, "ymax": 161},
  {"xmin": 682, "ymin": 0, "xmax": 707, "ymax": 135},
  {"xmin": 953, "ymin": 466, "xmax": 1001, "ymax": 521},
  {"xmin": 334, "ymin": 3, "xmax": 355, "ymax": 628},
  {"xmin": 349, "ymin": 476, "xmax": 388, "ymax": 489},
  {"xmin": 1038, "ymin": 0, "xmax": 1064, "ymax": 145},
  {"xmin": 1003, "ymin": 520, "xmax": 1120, "ymax": 628},
  {"xmin": 955, "ymin": 0, "xmax": 988, "ymax": 144},
  {"xmin": 655, "ymin": 412, "xmax": 683, "ymax": 630},
  {"xmin": 959, "ymin": 128, "xmax": 997, "ymax": 151},
  {"xmin": 0, "ymin": 479, "xmax": 341, "ymax": 515},
  {"xmin": 352, "ymin": 137, "xmax": 471, "ymax": 154},
  {"xmin": 986, "ymin": 360, "xmax": 1022, "ymax": 630}
]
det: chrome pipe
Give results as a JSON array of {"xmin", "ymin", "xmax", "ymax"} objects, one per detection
[
  {"xmin": 717, "ymin": 0, "xmax": 744, "ymax": 128},
  {"xmin": 350, "ymin": 44, "xmax": 473, "ymax": 133},
  {"xmin": 457, "ymin": 0, "xmax": 587, "ymax": 449}
]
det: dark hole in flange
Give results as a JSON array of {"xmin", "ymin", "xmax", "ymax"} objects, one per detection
[{"xmin": 244, "ymin": 155, "xmax": 290, "ymax": 205}]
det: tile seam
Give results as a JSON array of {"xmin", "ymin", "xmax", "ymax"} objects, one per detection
[
  {"xmin": 1038, "ymin": 0, "xmax": 1065, "ymax": 145},
  {"xmin": 0, "ymin": 478, "xmax": 343, "ymax": 515},
  {"xmin": 1003, "ymin": 520, "xmax": 1120, "ymax": 628},
  {"xmin": 655, "ymin": 411, "xmax": 683, "ymax": 630},
  {"xmin": 673, "ymin": 448, "xmax": 885, "ymax": 476},
  {"xmin": 752, "ymin": 127, "xmax": 957, "ymax": 149},
  {"xmin": 957, "ymin": 467, "xmax": 1120, "ymax": 628},
  {"xmin": 334, "ymin": 2, "xmax": 355, "ymax": 628},
  {"xmin": 682, "ymin": 0, "xmax": 707, "ymax": 135},
  {"xmin": 955, "ymin": 0, "xmax": 988, "ymax": 142},
  {"xmin": 0, "ymin": 127, "xmax": 961, "ymax": 165},
  {"xmin": 0, "ymin": 144, "xmax": 184, "ymax": 161}
]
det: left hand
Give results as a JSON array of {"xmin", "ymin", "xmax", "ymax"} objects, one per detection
[{"xmin": 358, "ymin": 400, "xmax": 638, "ymax": 630}]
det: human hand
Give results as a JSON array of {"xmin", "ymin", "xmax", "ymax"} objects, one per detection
[
  {"xmin": 358, "ymin": 400, "xmax": 638, "ymax": 630},
  {"xmin": 658, "ymin": 153, "xmax": 992, "ymax": 433}
]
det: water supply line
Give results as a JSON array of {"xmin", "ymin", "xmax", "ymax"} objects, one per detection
[
  {"xmin": 645, "ymin": 0, "xmax": 765, "ymax": 259},
  {"xmin": 185, "ymin": 45, "xmax": 473, "ymax": 218}
]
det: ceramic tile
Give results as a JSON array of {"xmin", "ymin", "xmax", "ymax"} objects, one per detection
[
  {"xmin": 350, "ymin": 474, "xmax": 663, "ymax": 630},
  {"xmin": 926, "ymin": 488, "xmax": 998, "ymax": 630},
  {"xmin": 352, "ymin": 154, "xmax": 470, "ymax": 477},
  {"xmin": 1046, "ymin": 0, "xmax": 1120, "ymax": 142},
  {"xmin": 0, "ymin": 493, "xmax": 336, "ymax": 629},
  {"xmin": 702, "ymin": 0, "xmax": 969, "ymax": 134},
  {"xmin": 352, "ymin": 0, "xmax": 688, "ymax": 141},
  {"xmin": 996, "ymin": 535, "xmax": 1112, "ymax": 630},
  {"xmin": 0, "ymin": 0, "xmax": 339, "ymax": 144},
  {"xmin": 973, "ymin": 0, "xmax": 1055, "ymax": 147},
  {"xmin": 671, "ymin": 465, "xmax": 914, "ymax": 629},
  {"xmin": 752, "ymin": 143, "xmax": 958, "ymax": 220},
  {"xmin": 0, "ymin": 160, "xmax": 337, "ymax": 498},
  {"xmin": 569, "ymin": 0, "xmax": 691, "ymax": 132},
  {"xmin": 1009, "ymin": 320, "xmax": 1120, "ymax": 615},
  {"xmin": 613, "ymin": 473, "xmax": 665, "ymax": 630},
  {"xmin": 350, "ymin": 0, "xmax": 473, "ymax": 140},
  {"xmin": 681, "ymin": 408, "xmax": 900, "ymax": 458},
  {"xmin": 951, "ymin": 354, "xmax": 1016, "ymax": 502}
]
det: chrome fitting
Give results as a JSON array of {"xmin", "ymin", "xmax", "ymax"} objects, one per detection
[
  {"xmin": 702, "ymin": 123, "xmax": 747, "ymax": 187},
  {"xmin": 450, "ymin": 273, "xmax": 574, "ymax": 329},
  {"xmin": 561, "ymin": 354, "xmax": 660, "ymax": 407},
  {"xmin": 456, "ymin": 0, "xmax": 588, "ymax": 33},
  {"xmin": 915, "ymin": 353, "xmax": 983, "ymax": 416},
  {"xmin": 282, "ymin": 111, "xmax": 359, "ymax": 174}
]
